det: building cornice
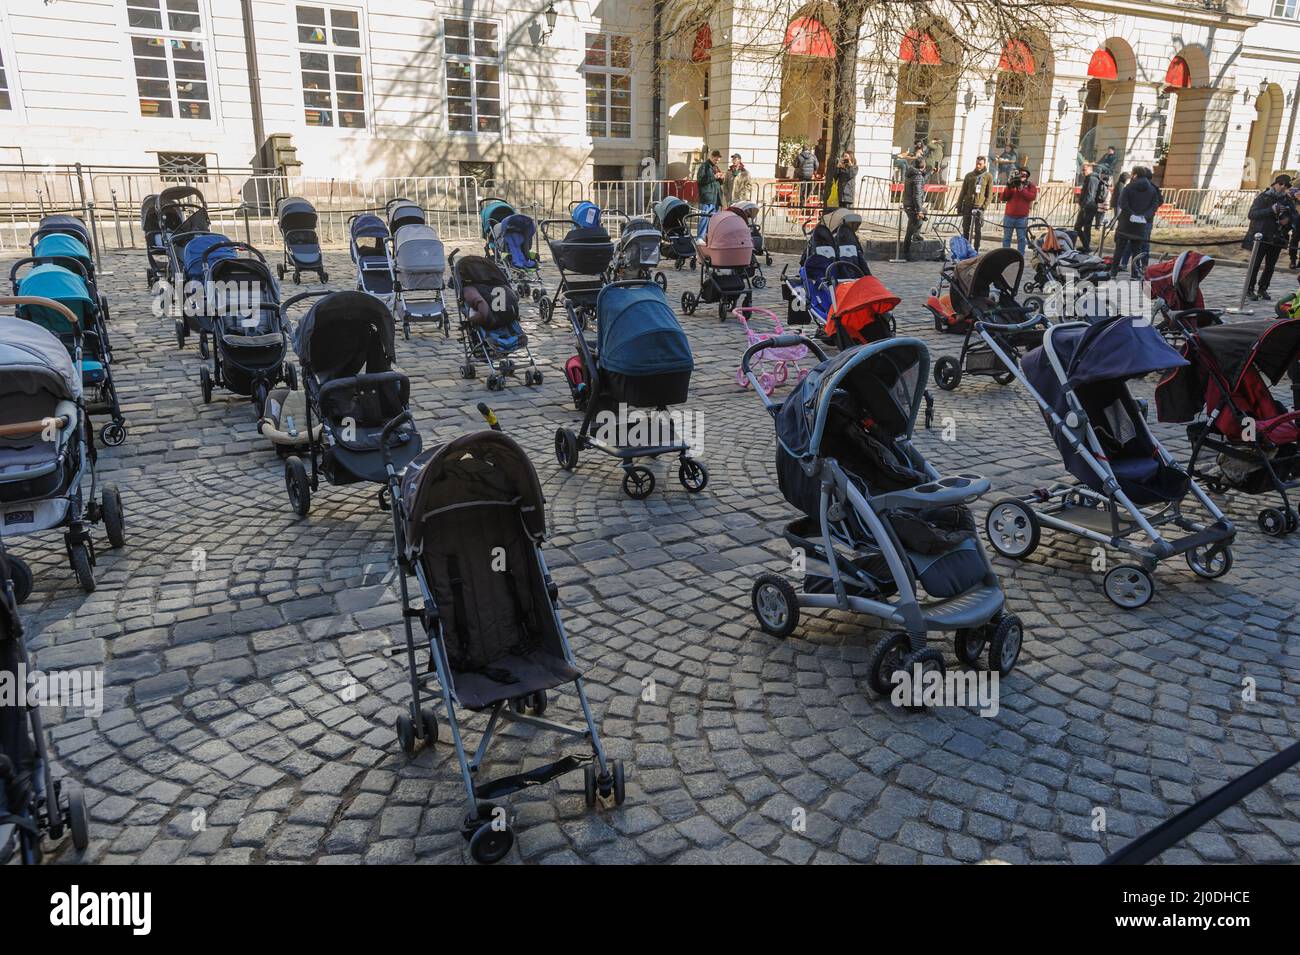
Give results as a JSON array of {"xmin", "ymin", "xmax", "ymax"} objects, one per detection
[{"xmin": 1071, "ymin": 0, "xmax": 1259, "ymax": 31}]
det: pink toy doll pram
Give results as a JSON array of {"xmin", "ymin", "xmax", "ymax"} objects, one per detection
[{"xmin": 733, "ymin": 306, "xmax": 810, "ymax": 395}]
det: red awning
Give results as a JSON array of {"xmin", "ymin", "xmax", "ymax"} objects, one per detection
[
  {"xmin": 785, "ymin": 16, "xmax": 835, "ymax": 58},
  {"xmin": 1087, "ymin": 48, "xmax": 1117, "ymax": 81},
  {"xmin": 1165, "ymin": 55, "xmax": 1191, "ymax": 89},
  {"xmin": 998, "ymin": 38, "xmax": 1035, "ymax": 75},
  {"xmin": 900, "ymin": 29, "xmax": 941, "ymax": 66},
  {"xmin": 691, "ymin": 25, "xmax": 711, "ymax": 62}
]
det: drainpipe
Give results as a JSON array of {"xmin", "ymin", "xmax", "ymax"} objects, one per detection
[
  {"xmin": 240, "ymin": 0, "xmax": 268, "ymax": 169},
  {"xmin": 651, "ymin": 0, "xmax": 663, "ymax": 168}
]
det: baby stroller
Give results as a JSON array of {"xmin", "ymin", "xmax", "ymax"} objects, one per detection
[
  {"xmin": 493, "ymin": 211, "xmax": 546, "ymax": 305},
  {"xmin": 386, "ymin": 197, "xmax": 426, "ymax": 233},
  {"xmin": 652, "ymin": 196, "xmax": 696, "ymax": 271},
  {"xmin": 141, "ymin": 195, "xmax": 169, "ymax": 287},
  {"xmin": 174, "ymin": 231, "xmax": 236, "ymax": 350},
  {"xmin": 743, "ymin": 334, "xmax": 1025, "ymax": 691},
  {"xmin": 555, "ymin": 280, "xmax": 707, "ymax": 499},
  {"xmin": 1025, "ymin": 219, "xmax": 1113, "ymax": 319},
  {"xmin": 1146, "ymin": 251, "xmax": 1221, "ymax": 343},
  {"xmin": 348, "ymin": 214, "xmax": 395, "ymax": 306},
  {"xmin": 932, "ymin": 248, "xmax": 1049, "ymax": 392},
  {"xmin": 733, "ymin": 306, "xmax": 810, "ymax": 396},
  {"xmin": 275, "ymin": 197, "xmax": 327, "ymax": 284},
  {"xmin": 984, "ymin": 316, "xmax": 1236, "ymax": 608},
  {"xmin": 541, "ymin": 218, "xmax": 614, "ymax": 328},
  {"xmin": 823, "ymin": 274, "xmax": 900, "ymax": 349},
  {"xmin": 781, "ymin": 218, "xmax": 864, "ymax": 330},
  {"xmin": 0, "ymin": 301, "xmax": 127, "ymax": 595},
  {"xmin": 1156, "ymin": 317, "xmax": 1300, "ymax": 536},
  {"xmin": 153, "ymin": 185, "xmax": 211, "ymax": 287},
  {"xmin": 729, "ymin": 200, "xmax": 773, "ymax": 281},
  {"xmin": 683, "ymin": 209, "xmax": 754, "ymax": 321},
  {"xmin": 391, "ymin": 224, "xmax": 448, "ymax": 339},
  {"xmin": 196, "ymin": 242, "xmax": 294, "ymax": 413},
  {"xmin": 280, "ymin": 290, "xmax": 422, "ymax": 516},
  {"xmin": 12, "ymin": 260, "xmax": 126, "ymax": 448},
  {"xmin": 0, "ymin": 538, "xmax": 90, "ymax": 864},
  {"xmin": 30, "ymin": 217, "xmax": 109, "ymax": 321},
  {"xmin": 450, "ymin": 253, "xmax": 541, "ymax": 390},
  {"xmin": 609, "ymin": 214, "xmax": 665, "ymax": 290},
  {"xmin": 925, "ymin": 231, "xmax": 980, "ymax": 333},
  {"xmin": 382, "ymin": 415, "xmax": 624, "ymax": 864}
]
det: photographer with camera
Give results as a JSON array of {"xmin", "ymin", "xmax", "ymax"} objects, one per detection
[
  {"xmin": 1242, "ymin": 173, "xmax": 1295, "ymax": 301},
  {"xmin": 1000, "ymin": 164, "xmax": 1037, "ymax": 254},
  {"xmin": 831, "ymin": 151, "xmax": 858, "ymax": 209},
  {"xmin": 902, "ymin": 155, "xmax": 928, "ymax": 261}
]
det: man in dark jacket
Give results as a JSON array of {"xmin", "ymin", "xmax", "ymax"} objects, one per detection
[
  {"xmin": 902, "ymin": 157, "xmax": 927, "ymax": 261},
  {"xmin": 955, "ymin": 156, "xmax": 993, "ymax": 249},
  {"xmin": 1108, "ymin": 166, "xmax": 1162, "ymax": 278},
  {"xmin": 696, "ymin": 148, "xmax": 723, "ymax": 237},
  {"xmin": 794, "ymin": 145, "xmax": 818, "ymax": 181},
  {"xmin": 1073, "ymin": 162, "xmax": 1104, "ymax": 253},
  {"xmin": 1243, "ymin": 174, "xmax": 1295, "ymax": 300}
]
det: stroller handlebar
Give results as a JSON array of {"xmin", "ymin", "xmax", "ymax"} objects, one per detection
[
  {"xmin": 281, "ymin": 289, "xmax": 332, "ymax": 314},
  {"xmin": 974, "ymin": 312, "xmax": 1049, "ymax": 333},
  {"xmin": 380, "ymin": 411, "xmax": 415, "ymax": 472},
  {"xmin": 873, "ymin": 474, "xmax": 992, "ymax": 511},
  {"xmin": 742, "ymin": 334, "xmax": 826, "ymax": 377}
]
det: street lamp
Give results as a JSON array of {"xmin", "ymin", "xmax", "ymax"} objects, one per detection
[
  {"xmin": 984, "ymin": 77, "xmax": 995, "ymax": 99},
  {"xmin": 1077, "ymin": 82, "xmax": 1089, "ymax": 108},
  {"xmin": 539, "ymin": 2, "xmax": 558, "ymax": 44}
]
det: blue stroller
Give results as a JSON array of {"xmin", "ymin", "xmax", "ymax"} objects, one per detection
[
  {"xmin": 782, "ymin": 219, "xmax": 865, "ymax": 331},
  {"xmin": 652, "ymin": 196, "xmax": 696, "ymax": 271},
  {"xmin": 349, "ymin": 214, "xmax": 395, "ymax": 307},
  {"xmin": 176, "ymin": 232, "xmax": 236, "ymax": 349},
  {"xmin": 742, "ymin": 334, "xmax": 1026, "ymax": 693},
  {"xmin": 555, "ymin": 280, "xmax": 707, "ymax": 499},
  {"xmin": 449, "ymin": 252, "xmax": 541, "ymax": 390}
]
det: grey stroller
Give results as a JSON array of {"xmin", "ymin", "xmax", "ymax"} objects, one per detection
[
  {"xmin": 743, "ymin": 334, "xmax": 1026, "ymax": 696},
  {"xmin": 982, "ymin": 315, "xmax": 1236, "ymax": 608},
  {"xmin": 382, "ymin": 413, "xmax": 624, "ymax": 864},
  {"xmin": 391, "ymin": 224, "xmax": 448, "ymax": 339},
  {"xmin": 609, "ymin": 213, "xmax": 666, "ymax": 290}
]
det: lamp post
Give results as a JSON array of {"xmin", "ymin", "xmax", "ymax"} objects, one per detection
[{"xmin": 539, "ymin": 2, "xmax": 558, "ymax": 44}]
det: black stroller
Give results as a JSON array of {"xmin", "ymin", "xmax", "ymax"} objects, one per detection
[
  {"xmin": 932, "ymin": 248, "xmax": 1049, "ymax": 392},
  {"xmin": 386, "ymin": 197, "xmax": 426, "ymax": 233},
  {"xmin": 197, "ymin": 243, "xmax": 296, "ymax": 412},
  {"xmin": 540, "ymin": 219, "xmax": 613, "ymax": 328},
  {"xmin": 609, "ymin": 213, "xmax": 666, "ymax": 290},
  {"xmin": 449, "ymin": 253, "xmax": 540, "ymax": 390},
  {"xmin": 0, "ymin": 538, "xmax": 90, "ymax": 864},
  {"xmin": 152, "ymin": 185, "xmax": 212, "ymax": 287},
  {"xmin": 555, "ymin": 280, "xmax": 707, "ymax": 498},
  {"xmin": 652, "ymin": 196, "xmax": 696, "ymax": 271},
  {"xmin": 383, "ymin": 415, "xmax": 624, "ymax": 864},
  {"xmin": 280, "ymin": 291, "xmax": 422, "ymax": 516},
  {"xmin": 141, "ymin": 195, "xmax": 169, "ymax": 288},
  {"xmin": 275, "ymin": 197, "xmax": 327, "ymax": 284}
]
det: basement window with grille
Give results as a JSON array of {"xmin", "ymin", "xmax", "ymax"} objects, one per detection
[{"xmin": 157, "ymin": 152, "xmax": 209, "ymax": 182}]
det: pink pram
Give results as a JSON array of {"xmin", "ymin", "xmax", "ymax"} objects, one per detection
[{"xmin": 733, "ymin": 306, "xmax": 809, "ymax": 395}]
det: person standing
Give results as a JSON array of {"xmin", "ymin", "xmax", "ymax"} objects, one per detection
[
  {"xmin": 794, "ymin": 143, "xmax": 818, "ymax": 182},
  {"xmin": 832, "ymin": 151, "xmax": 858, "ymax": 209},
  {"xmin": 696, "ymin": 148, "xmax": 723, "ymax": 238},
  {"xmin": 927, "ymin": 137, "xmax": 946, "ymax": 185},
  {"xmin": 955, "ymin": 155, "xmax": 993, "ymax": 250},
  {"xmin": 996, "ymin": 143, "xmax": 1019, "ymax": 185},
  {"xmin": 1243, "ymin": 174, "xmax": 1295, "ymax": 300},
  {"xmin": 1073, "ymin": 162, "xmax": 1104, "ymax": 253},
  {"xmin": 1109, "ymin": 165, "xmax": 1163, "ymax": 279},
  {"xmin": 1095, "ymin": 145, "xmax": 1118, "ymax": 178},
  {"xmin": 724, "ymin": 153, "xmax": 752, "ymax": 205},
  {"xmin": 902, "ymin": 156, "xmax": 928, "ymax": 261},
  {"xmin": 1000, "ymin": 164, "xmax": 1037, "ymax": 254},
  {"xmin": 1288, "ymin": 186, "xmax": 1300, "ymax": 270}
]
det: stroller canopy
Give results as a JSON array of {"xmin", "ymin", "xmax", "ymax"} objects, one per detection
[
  {"xmin": 806, "ymin": 222, "xmax": 836, "ymax": 259},
  {"xmin": 1027, "ymin": 316, "xmax": 1188, "ymax": 393},
  {"xmin": 728, "ymin": 200, "xmax": 760, "ymax": 221},
  {"xmin": 701, "ymin": 210, "xmax": 753, "ymax": 267},
  {"xmin": 822, "ymin": 208, "xmax": 862, "ymax": 233},
  {"xmin": 596, "ymin": 283, "xmax": 693, "ymax": 377},
  {"xmin": 1147, "ymin": 251, "xmax": 1213, "ymax": 311},
  {"xmin": 0, "ymin": 315, "xmax": 81, "ymax": 401},
  {"xmin": 653, "ymin": 196, "xmax": 690, "ymax": 232},
  {"xmin": 36, "ymin": 215, "xmax": 92, "ymax": 248},
  {"xmin": 33, "ymin": 233, "xmax": 93, "ymax": 267},
  {"xmin": 16, "ymin": 264, "xmax": 94, "ymax": 331},
  {"xmin": 1191, "ymin": 318, "xmax": 1300, "ymax": 388},
  {"xmin": 350, "ymin": 214, "xmax": 388, "ymax": 241},
  {"xmin": 495, "ymin": 213, "xmax": 538, "ymax": 266},
  {"xmin": 399, "ymin": 430, "xmax": 547, "ymax": 554},
  {"xmin": 387, "ymin": 199, "xmax": 425, "ymax": 233},
  {"xmin": 159, "ymin": 185, "xmax": 206, "ymax": 208},
  {"xmin": 828, "ymin": 275, "xmax": 899, "ymax": 344},
  {"xmin": 952, "ymin": 247, "xmax": 1023, "ymax": 304},
  {"xmin": 571, "ymin": 201, "xmax": 601, "ymax": 229},
  {"xmin": 182, "ymin": 234, "xmax": 235, "ymax": 280},
  {"xmin": 293, "ymin": 290, "xmax": 394, "ymax": 383},
  {"xmin": 455, "ymin": 254, "xmax": 510, "ymax": 288},
  {"xmin": 619, "ymin": 219, "xmax": 660, "ymax": 244},
  {"xmin": 394, "ymin": 226, "xmax": 446, "ymax": 285},
  {"xmin": 141, "ymin": 196, "xmax": 160, "ymax": 232},
  {"xmin": 479, "ymin": 199, "xmax": 515, "ymax": 238},
  {"xmin": 778, "ymin": 338, "xmax": 929, "ymax": 460},
  {"xmin": 277, "ymin": 197, "xmax": 318, "ymax": 232}
]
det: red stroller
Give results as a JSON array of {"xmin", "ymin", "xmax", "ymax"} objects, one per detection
[
  {"xmin": 1156, "ymin": 317, "xmax": 1300, "ymax": 535},
  {"xmin": 824, "ymin": 275, "xmax": 899, "ymax": 348},
  {"xmin": 1146, "ymin": 251, "xmax": 1221, "ymax": 343}
]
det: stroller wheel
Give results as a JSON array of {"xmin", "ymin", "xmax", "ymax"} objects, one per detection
[
  {"xmin": 395, "ymin": 713, "xmax": 417, "ymax": 755},
  {"xmin": 1186, "ymin": 543, "xmax": 1233, "ymax": 579},
  {"xmin": 751, "ymin": 574, "xmax": 799, "ymax": 638},
  {"xmin": 198, "ymin": 335, "xmax": 210, "ymax": 361},
  {"xmin": 468, "ymin": 818, "xmax": 514, "ymax": 865},
  {"xmin": 538, "ymin": 297, "xmax": 554, "ymax": 324},
  {"xmin": 286, "ymin": 363, "xmax": 299, "ymax": 391},
  {"xmin": 987, "ymin": 615, "xmax": 1024, "ymax": 676},
  {"xmin": 285, "ymin": 456, "xmax": 311, "ymax": 517},
  {"xmin": 320, "ymin": 271, "xmax": 329, "ymax": 283},
  {"xmin": 99, "ymin": 422, "xmax": 127, "ymax": 447},
  {"xmin": 954, "ymin": 628, "xmax": 986, "ymax": 667},
  {"xmin": 68, "ymin": 540, "xmax": 95, "ymax": 594},
  {"xmin": 65, "ymin": 784, "xmax": 90, "ymax": 852},
  {"xmin": 984, "ymin": 498, "xmax": 1041, "ymax": 559},
  {"xmin": 199, "ymin": 366, "xmax": 214, "ymax": 404},
  {"xmin": 654, "ymin": 272, "xmax": 668, "ymax": 292},
  {"xmin": 752, "ymin": 274, "xmax": 767, "ymax": 290},
  {"xmin": 622, "ymin": 465, "xmax": 656, "ymax": 500},
  {"xmin": 678, "ymin": 457, "xmax": 709, "ymax": 493},
  {"xmin": 175, "ymin": 320, "xmax": 187, "ymax": 350},
  {"xmin": 421, "ymin": 707, "xmax": 439, "ymax": 746},
  {"xmin": 554, "ymin": 428, "xmax": 579, "ymax": 471},
  {"xmin": 7, "ymin": 554, "xmax": 32, "ymax": 605},
  {"xmin": 277, "ymin": 264, "xmax": 285, "ymax": 279},
  {"xmin": 899, "ymin": 649, "xmax": 946, "ymax": 710},
  {"xmin": 680, "ymin": 291, "xmax": 698, "ymax": 316},
  {"xmin": 511, "ymin": 690, "xmax": 548, "ymax": 716},
  {"xmin": 933, "ymin": 356, "xmax": 962, "ymax": 391},
  {"xmin": 584, "ymin": 763, "xmax": 598, "ymax": 808},
  {"xmin": 1103, "ymin": 564, "xmax": 1154, "ymax": 609},
  {"xmin": 101, "ymin": 485, "xmax": 126, "ymax": 548},
  {"xmin": 866, "ymin": 632, "xmax": 911, "ymax": 697},
  {"xmin": 1258, "ymin": 507, "xmax": 1288, "ymax": 537}
]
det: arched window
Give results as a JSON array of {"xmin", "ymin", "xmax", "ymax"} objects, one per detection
[{"xmin": 784, "ymin": 17, "xmax": 835, "ymax": 58}]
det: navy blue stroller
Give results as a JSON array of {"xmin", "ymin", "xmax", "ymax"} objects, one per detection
[
  {"xmin": 555, "ymin": 280, "xmax": 706, "ymax": 498},
  {"xmin": 349, "ymin": 214, "xmax": 394, "ymax": 306},
  {"xmin": 541, "ymin": 218, "xmax": 613, "ymax": 328}
]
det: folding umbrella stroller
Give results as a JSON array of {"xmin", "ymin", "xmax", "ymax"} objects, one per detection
[
  {"xmin": 275, "ymin": 196, "xmax": 327, "ymax": 284},
  {"xmin": 652, "ymin": 196, "xmax": 696, "ymax": 271},
  {"xmin": 983, "ymin": 316, "xmax": 1236, "ymax": 608},
  {"xmin": 1146, "ymin": 251, "xmax": 1220, "ymax": 342}
]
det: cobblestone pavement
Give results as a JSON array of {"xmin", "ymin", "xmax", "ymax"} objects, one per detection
[{"xmin": 9, "ymin": 243, "xmax": 1299, "ymax": 865}]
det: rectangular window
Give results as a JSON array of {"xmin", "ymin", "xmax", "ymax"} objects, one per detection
[
  {"xmin": 127, "ymin": 0, "xmax": 210, "ymax": 119},
  {"xmin": 1274, "ymin": 0, "xmax": 1298, "ymax": 18},
  {"xmin": 0, "ymin": 48, "xmax": 10, "ymax": 111},
  {"xmin": 584, "ymin": 33, "xmax": 631, "ymax": 139},
  {"xmin": 296, "ymin": 5, "xmax": 366, "ymax": 128},
  {"xmin": 444, "ymin": 17, "xmax": 501, "ymax": 133}
]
